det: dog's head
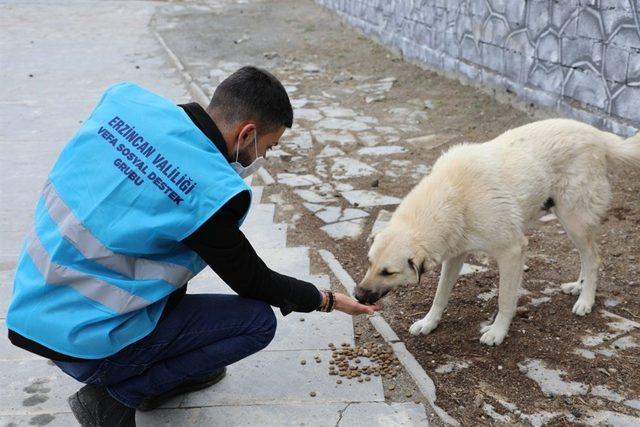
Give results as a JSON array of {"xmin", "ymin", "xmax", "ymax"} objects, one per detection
[{"xmin": 355, "ymin": 224, "xmax": 434, "ymax": 305}]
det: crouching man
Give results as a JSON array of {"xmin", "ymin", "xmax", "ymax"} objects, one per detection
[{"xmin": 6, "ymin": 66, "xmax": 377, "ymax": 426}]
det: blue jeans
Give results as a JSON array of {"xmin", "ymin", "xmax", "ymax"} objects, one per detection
[{"xmin": 54, "ymin": 294, "xmax": 277, "ymax": 408}]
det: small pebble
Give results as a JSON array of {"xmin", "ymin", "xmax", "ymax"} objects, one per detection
[
  {"xmin": 299, "ymin": 318, "xmax": 305, "ymax": 322},
  {"xmin": 389, "ymin": 384, "xmax": 395, "ymax": 390},
  {"xmin": 336, "ymin": 380, "xmax": 342, "ymax": 384},
  {"xmin": 405, "ymin": 391, "xmax": 413, "ymax": 398},
  {"xmin": 310, "ymin": 391, "xmax": 316, "ymax": 397},
  {"xmin": 300, "ymin": 360, "xmax": 306, "ymax": 365}
]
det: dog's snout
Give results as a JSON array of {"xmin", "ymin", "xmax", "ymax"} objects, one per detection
[
  {"xmin": 354, "ymin": 286, "xmax": 369, "ymax": 304},
  {"xmin": 354, "ymin": 286, "xmax": 389, "ymax": 305}
]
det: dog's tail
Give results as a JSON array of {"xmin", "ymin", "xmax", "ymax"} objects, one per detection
[{"xmin": 605, "ymin": 131, "xmax": 640, "ymax": 169}]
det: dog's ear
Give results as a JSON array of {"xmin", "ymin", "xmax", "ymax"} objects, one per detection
[{"xmin": 408, "ymin": 258, "xmax": 424, "ymax": 283}]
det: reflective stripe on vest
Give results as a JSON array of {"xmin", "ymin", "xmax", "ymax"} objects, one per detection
[
  {"xmin": 24, "ymin": 228, "xmax": 150, "ymax": 314},
  {"xmin": 41, "ymin": 179, "xmax": 195, "ymax": 288}
]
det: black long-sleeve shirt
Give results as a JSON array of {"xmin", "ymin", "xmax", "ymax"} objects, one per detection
[{"xmin": 8, "ymin": 102, "xmax": 322, "ymax": 362}]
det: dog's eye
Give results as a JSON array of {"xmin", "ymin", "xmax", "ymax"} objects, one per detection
[{"xmin": 381, "ymin": 269, "xmax": 394, "ymax": 276}]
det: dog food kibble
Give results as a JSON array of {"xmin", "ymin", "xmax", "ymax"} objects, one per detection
[{"xmin": 326, "ymin": 342, "xmax": 400, "ymax": 385}]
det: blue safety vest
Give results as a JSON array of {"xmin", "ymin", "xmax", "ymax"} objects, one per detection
[{"xmin": 7, "ymin": 82, "xmax": 251, "ymax": 358}]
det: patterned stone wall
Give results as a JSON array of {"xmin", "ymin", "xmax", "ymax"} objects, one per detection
[{"xmin": 315, "ymin": 0, "xmax": 640, "ymax": 136}]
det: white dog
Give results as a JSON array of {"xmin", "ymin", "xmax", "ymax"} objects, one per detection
[{"xmin": 354, "ymin": 118, "xmax": 640, "ymax": 346}]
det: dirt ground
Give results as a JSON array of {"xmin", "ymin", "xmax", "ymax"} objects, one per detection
[{"xmin": 157, "ymin": 0, "xmax": 640, "ymax": 424}]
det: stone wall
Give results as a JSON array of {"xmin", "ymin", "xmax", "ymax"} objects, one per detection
[{"xmin": 315, "ymin": 0, "xmax": 640, "ymax": 136}]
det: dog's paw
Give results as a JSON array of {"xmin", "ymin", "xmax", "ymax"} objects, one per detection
[
  {"xmin": 561, "ymin": 281, "xmax": 582, "ymax": 295},
  {"xmin": 409, "ymin": 318, "xmax": 439, "ymax": 336},
  {"xmin": 572, "ymin": 298, "xmax": 594, "ymax": 316},
  {"xmin": 479, "ymin": 323, "xmax": 508, "ymax": 346}
]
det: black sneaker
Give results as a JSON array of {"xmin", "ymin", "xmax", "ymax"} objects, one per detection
[
  {"xmin": 137, "ymin": 367, "xmax": 227, "ymax": 412},
  {"xmin": 68, "ymin": 384, "xmax": 136, "ymax": 427}
]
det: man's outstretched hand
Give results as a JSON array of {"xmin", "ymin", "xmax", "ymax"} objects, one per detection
[{"xmin": 333, "ymin": 292, "xmax": 380, "ymax": 315}]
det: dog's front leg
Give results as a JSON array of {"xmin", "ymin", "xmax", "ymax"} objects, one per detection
[
  {"xmin": 409, "ymin": 253, "xmax": 465, "ymax": 336},
  {"xmin": 480, "ymin": 245, "xmax": 524, "ymax": 346}
]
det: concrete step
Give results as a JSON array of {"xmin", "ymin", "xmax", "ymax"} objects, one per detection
[
  {"xmin": 242, "ymin": 222, "xmax": 288, "ymax": 249},
  {"xmin": 270, "ymin": 310, "xmax": 354, "ymax": 351},
  {"xmin": 138, "ymin": 402, "xmax": 428, "ymax": 426},
  {"xmin": 256, "ymin": 246, "xmax": 310, "ymax": 277},
  {"xmin": 250, "ymin": 186, "xmax": 263, "ymax": 205},
  {"xmin": 158, "ymin": 349, "xmax": 384, "ymax": 409},
  {"xmin": 242, "ymin": 203, "xmax": 275, "ymax": 227}
]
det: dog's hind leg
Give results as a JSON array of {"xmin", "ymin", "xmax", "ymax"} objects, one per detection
[
  {"xmin": 555, "ymin": 172, "xmax": 608, "ymax": 316},
  {"xmin": 480, "ymin": 242, "xmax": 525, "ymax": 346},
  {"xmin": 556, "ymin": 210, "xmax": 602, "ymax": 316},
  {"xmin": 409, "ymin": 253, "xmax": 465, "ymax": 336}
]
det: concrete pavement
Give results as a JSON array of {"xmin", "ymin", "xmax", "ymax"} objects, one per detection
[{"xmin": 0, "ymin": 1, "xmax": 427, "ymax": 425}]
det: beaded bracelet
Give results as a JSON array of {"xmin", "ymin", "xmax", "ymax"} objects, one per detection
[
  {"xmin": 316, "ymin": 290, "xmax": 335, "ymax": 312},
  {"xmin": 326, "ymin": 290, "xmax": 335, "ymax": 312}
]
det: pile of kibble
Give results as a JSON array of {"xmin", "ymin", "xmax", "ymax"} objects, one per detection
[{"xmin": 327, "ymin": 341, "xmax": 401, "ymax": 384}]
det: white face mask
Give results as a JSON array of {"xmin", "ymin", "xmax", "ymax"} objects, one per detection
[{"xmin": 230, "ymin": 130, "xmax": 265, "ymax": 178}]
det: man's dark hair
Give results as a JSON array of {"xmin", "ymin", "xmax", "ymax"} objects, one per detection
[{"xmin": 208, "ymin": 66, "xmax": 293, "ymax": 133}]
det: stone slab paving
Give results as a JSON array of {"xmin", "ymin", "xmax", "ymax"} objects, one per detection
[{"xmin": 1, "ymin": 1, "xmax": 428, "ymax": 425}]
